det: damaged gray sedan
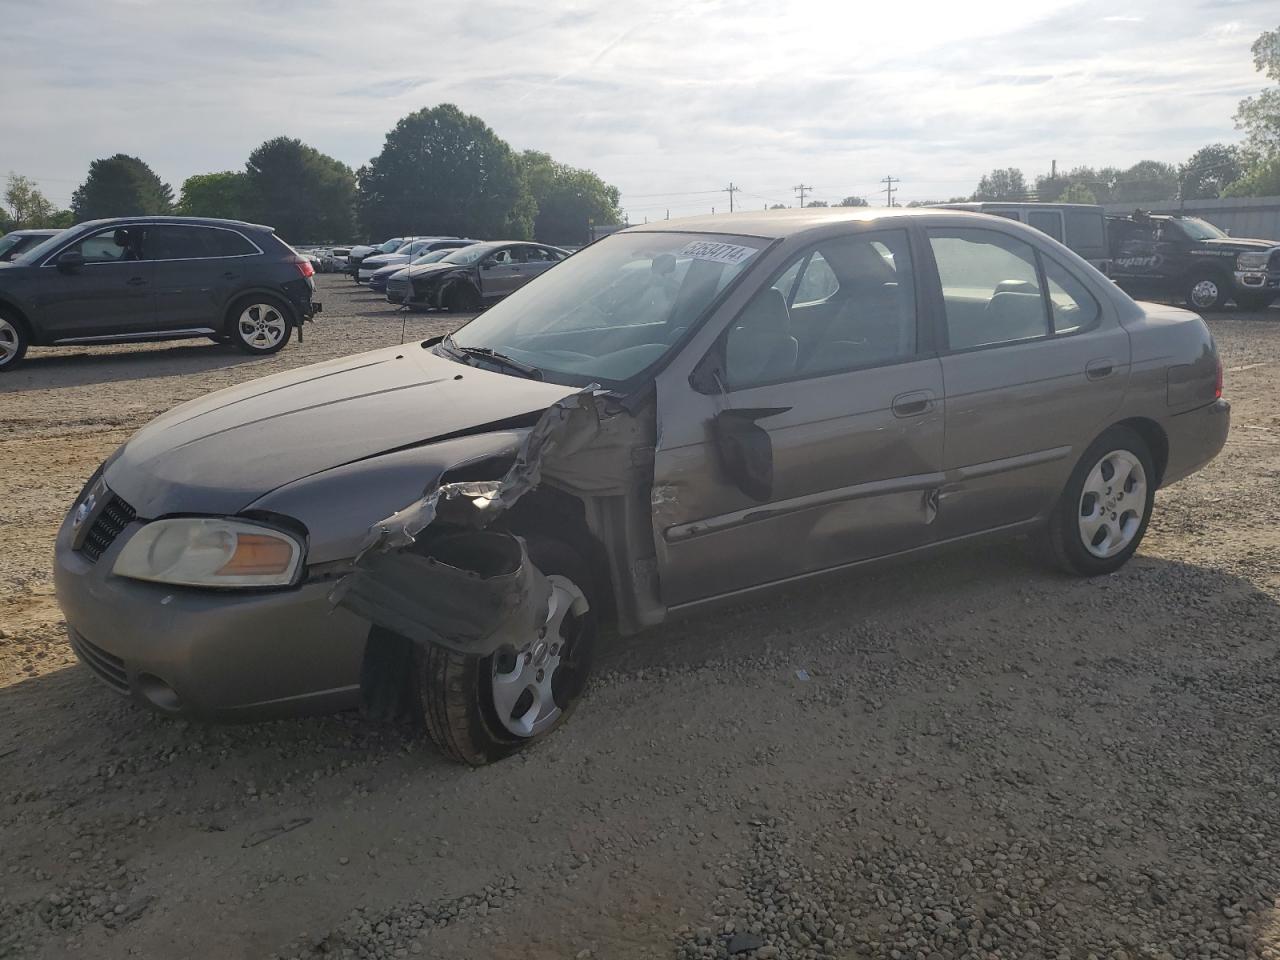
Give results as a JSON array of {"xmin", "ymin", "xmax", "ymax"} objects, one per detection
[{"xmin": 55, "ymin": 209, "xmax": 1230, "ymax": 764}]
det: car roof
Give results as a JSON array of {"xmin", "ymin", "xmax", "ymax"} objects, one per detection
[
  {"xmin": 940, "ymin": 201, "xmax": 1104, "ymax": 212},
  {"xmin": 73, "ymin": 215, "xmax": 274, "ymax": 233},
  {"xmin": 623, "ymin": 207, "xmax": 993, "ymax": 240},
  {"xmin": 6, "ymin": 228, "xmax": 61, "ymax": 237}
]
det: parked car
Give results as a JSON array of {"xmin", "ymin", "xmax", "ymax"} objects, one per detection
[
  {"xmin": 0, "ymin": 228, "xmax": 62, "ymax": 262},
  {"xmin": 385, "ymin": 241, "xmax": 569, "ymax": 311},
  {"xmin": 0, "ymin": 216, "xmax": 320, "ymax": 371},
  {"xmin": 55, "ymin": 208, "xmax": 1228, "ymax": 765},
  {"xmin": 357, "ymin": 238, "xmax": 477, "ymax": 283},
  {"xmin": 1107, "ymin": 211, "xmax": 1280, "ymax": 311},
  {"xmin": 368, "ymin": 246, "xmax": 472, "ymax": 293},
  {"xmin": 348, "ymin": 236, "xmax": 451, "ymax": 280},
  {"xmin": 938, "ymin": 202, "xmax": 1110, "ymax": 273}
]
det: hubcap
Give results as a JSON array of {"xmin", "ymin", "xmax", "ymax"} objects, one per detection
[
  {"xmin": 490, "ymin": 575, "xmax": 588, "ymax": 738},
  {"xmin": 0, "ymin": 317, "xmax": 19, "ymax": 366},
  {"xmin": 237, "ymin": 304, "xmax": 287, "ymax": 350},
  {"xmin": 1078, "ymin": 449, "xmax": 1147, "ymax": 559},
  {"xmin": 1191, "ymin": 279, "xmax": 1219, "ymax": 308}
]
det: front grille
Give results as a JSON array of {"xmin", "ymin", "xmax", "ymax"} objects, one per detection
[
  {"xmin": 386, "ymin": 279, "xmax": 409, "ymax": 302},
  {"xmin": 68, "ymin": 629, "xmax": 129, "ymax": 695},
  {"xmin": 79, "ymin": 494, "xmax": 136, "ymax": 563}
]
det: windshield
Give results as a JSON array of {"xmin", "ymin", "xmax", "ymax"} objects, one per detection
[
  {"xmin": 1175, "ymin": 217, "xmax": 1227, "ymax": 240},
  {"xmin": 448, "ymin": 231, "xmax": 767, "ymax": 385},
  {"xmin": 441, "ymin": 245, "xmax": 492, "ymax": 265},
  {"xmin": 13, "ymin": 229, "xmax": 71, "ymax": 264},
  {"xmin": 378, "ymin": 238, "xmax": 404, "ymax": 253},
  {"xmin": 0, "ymin": 234, "xmax": 25, "ymax": 259},
  {"xmin": 412, "ymin": 249, "xmax": 452, "ymax": 266}
]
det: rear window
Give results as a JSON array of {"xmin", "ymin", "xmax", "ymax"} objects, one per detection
[
  {"xmin": 206, "ymin": 229, "xmax": 258, "ymax": 257},
  {"xmin": 1027, "ymin": 210, "xmax": 1064, "ymax": 243}
]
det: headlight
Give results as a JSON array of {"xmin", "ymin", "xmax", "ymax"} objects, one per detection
[
  {"xmin": 113, "ymin": 518, "xmax": 304, "ymax": 588},
  {"xmin": 1237, "ymin": 251, "xmax": 1269, "ymax": 271}
]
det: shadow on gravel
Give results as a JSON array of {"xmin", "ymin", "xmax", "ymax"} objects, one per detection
[{"xmin": 6, "ymin": 342, "xmax": 270, "ymax": 391}]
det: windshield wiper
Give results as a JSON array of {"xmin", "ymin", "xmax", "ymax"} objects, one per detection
[{"xmin": 441, "ymin": 335, "xmax": 543, "ymax": 380}]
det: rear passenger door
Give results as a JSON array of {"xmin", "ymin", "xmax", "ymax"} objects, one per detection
[
  {"xmin": 924, "ymin": 226, "xmax": 1130, "ymax": 539},
  {"xmin": 146, "ymin": 225, "xmax": 259, "ymax": 332}
]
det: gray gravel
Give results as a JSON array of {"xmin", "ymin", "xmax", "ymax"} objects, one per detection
[{"xmin": 2, "ymin": 286, "xmax": 1279, "ymax": 959}]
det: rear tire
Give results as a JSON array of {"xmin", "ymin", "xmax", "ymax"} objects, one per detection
[
  {"xmin": 1184, "ymin": 272, "xmax": 1228, "ymax": 311},
  {"xmin": 1045, "ymin": 426, "xmax": 1156, "ymax": 576},
  {"xmin": 227, "ymin": 295, "xmax": 292, "ymax": 355},
  {"xmin": 415, "ymin": 537, "xmax": 597, "ymax": 765},
  {"xmin": 0, "ymin": 311, "xmax": 29, "ymax": 372}
]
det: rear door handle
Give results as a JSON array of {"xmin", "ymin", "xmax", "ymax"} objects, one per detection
[
  {"xmin": 126, "ymin": 277, "xmax": 148, "ymax": 287},
  {"xmin": 1086, "ymin": 358, "xmax": 1115, "ymax": 380},
  {"xmin": 891, "ymin": 389, "xmax": 936, "ymax": 418}
]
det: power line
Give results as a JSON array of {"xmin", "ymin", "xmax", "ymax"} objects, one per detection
[
  {"xmin": 722, "ymin": 181, "xmax": 740, "ymax": 213},
  {"xmin": 881, "ymin": 176, "xmax": 900, "ymax": 207},
  {"xmin": 793, "ymin": 184, "xmax": 813, "ymax": 208}
]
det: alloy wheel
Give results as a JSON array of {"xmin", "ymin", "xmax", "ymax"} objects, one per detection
[
  {"xmin": 0, "ymin": 317, "xmax": 19, "ymax": 367},
  {"xmin": 1078, "ymin": 450, "xmax": 1147, "ymax": 559},
  {"xmin": 237, "ymin": 303, "xmax": 288, "ymax": 350},
  {"xmin": 490, "ymin": 575, "xmax": 588, "ymax": 738},
  {"xmin": 1190, "ymin": 279, "xmax": 1220, "ymax": 309}
]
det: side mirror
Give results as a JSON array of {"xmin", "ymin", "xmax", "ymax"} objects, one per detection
[
  {"xmin": 711, "ymin": 407, "xmax": 788, "ymax": 501},
  {"xmin": 56, "ymin": 251, "xmax": 85, "ymax": 273}
]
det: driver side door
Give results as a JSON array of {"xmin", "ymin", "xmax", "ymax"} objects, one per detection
[
  {"xmin": 34, "ymin": 226, "xmax": 156, "ymax": 342},
  {"xmin": 650, "ymin": 227, "xmax": 946, "ymax": 607}
]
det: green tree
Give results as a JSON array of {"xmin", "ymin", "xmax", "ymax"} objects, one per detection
[
  {"xmin": 1058, "ymin": 181, "xmax": 1098, "ymax": 204},
  {"xmin": 518, "ymin": 150, "xmax": 621, "ymax": 245},
  {"xmin": 70, "ymin": 154, "xmax": 173, "ymax": 222},
  {"xmin": 177, "ymin": 171, "xmax": 251, "ymax": 220},
  {"xmin": 768, "ymin": 203, "xmax": 788, "ymax": 209},
  {"xmin": 805, "ymin": 199, "xmax": 830, "ymax": 207},
  {"xmin": 1224, "ymin": 154, "xmax": 1280, "ymax": 197},
  {"xmin": 358, "ymin": 104, "xmax": 526, "ymax": 240},
  {"xmin": 4, "ymin": 174, "xmax": 58, "ymax": 227},
  {"xmin": 836, "ymin": 196, "xmax": 868, "ymax": 207},
  {"xmin": 973, "ymin": 168, "xmax": 1027, "ymax": 201},
  {"xmin": 1180, "ymin": 144, "xmax": 1245, "ymax": 199},
  {"xmin": 1112, "ymin": 160, "xmax": 1179, "ymax": 203},
  {"xmin": 244, "ymin": 138, "xmax": 355, "ymax": 242},
  {"xmin": 1235, "ymin": 25, "xmax": 1280, "ymax": 157},
  {"xmin": 1037, "ymin": 166, "xmax": 1120, "ymax": 203}
]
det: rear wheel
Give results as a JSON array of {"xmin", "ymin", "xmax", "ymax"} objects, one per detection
[
  {"xmin": 228, "ymin": 296, "xmax": 292, "ymax": 355},
  {"xmin": 0, "ymin": 312, "xmax": 29, "ymax": 372},
  {"xmin": 1045, "ymin": 426, "xmax": 1156, "ymax": 576},
  {"xmin": 1184, "ymin": 272, "xmax": 1228, "ymax": 311},
  {"xmin": 415, "ymin": 537, "xmax": 597, "ymax": 765}
]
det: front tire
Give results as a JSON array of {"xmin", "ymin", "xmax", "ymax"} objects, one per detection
[
  {"xmin": 1184, "ymin": 272, "xmax": 1228, "ymax": 311},
  {"xmin": 415, "ymin": 537, "xmax": 597, "ymax": 765},
  {"xmin": 445, "ymin": 284, "xmax": 481, "ymax": 313},
  {"xmin": 1045, "ymin": 426, "xmax": 1156, "ymax": 576},
  {"xmin": 0, "ymin": 311, "xmax": 29, "ymax": 372},
  {"xmin": 228, "ymin": 296, "xmax": 292, "ymax": 355}
]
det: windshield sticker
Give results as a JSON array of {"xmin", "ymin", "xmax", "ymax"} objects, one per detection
[{"xmin": 679, "ymin": 240, "xmax": 757, "ymax": 266}]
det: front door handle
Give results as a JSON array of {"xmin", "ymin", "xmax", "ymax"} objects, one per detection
[
  {"xmin": 891, "ymin": 389, "xmax": 936, "ymax": 418},
  {"xmin": 126, "ymin": 277, "xmax": 148, "ymax": 287},
  {"xmin": 1086, "ymin": 358, "xmax": 1115, "ymax": 380}
]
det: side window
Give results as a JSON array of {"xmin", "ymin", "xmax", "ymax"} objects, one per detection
[
  {"xmin": 487, "ymin": 249, "xmax": 512, "ymax": 266},
  {"xmin": 146, "ymin": 225, "xmax": 212, "ymax": 260},
  {"xmin": 928, "ymin": 229, "xmax": 1048, "ymax": 350},
  {"xmin": 67, "ymin": 227, "xmax": 140, "ymax": 263},
  {"xmin": 1026, "ymin": 210, "xmax": 1064, "ymax": 243},
  {"xmin": 204, "ymin": 229, "xmax": 257, "ymax": 257},
  {"xmin": 724, "ymin": 229, "xmax": 917, "ymax": 388},
  {"xmin": 1043, "ymin": 257, "xmax": 1100, "ymax": 335}
]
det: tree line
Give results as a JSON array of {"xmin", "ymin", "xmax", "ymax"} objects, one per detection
[
  {"xmin": 0, "ymin": 104, "xmax": 622, "ymax": 246},
  {"xmin": 957, "ymin": 24, "xmax": 1280, "ymax": 206}
]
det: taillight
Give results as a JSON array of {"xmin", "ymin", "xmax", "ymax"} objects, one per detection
[
  {"xmin": 289, "ymin": 255, "xmax": 315, "ymax": 278},
  {"xmin": 1214, "ymin": 356, "xmax": 1223, "ymax": 399}
]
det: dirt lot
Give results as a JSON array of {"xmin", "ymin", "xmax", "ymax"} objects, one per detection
[{"xmin": 2, "ymin": 276, "xmax": 1280, "ymax": 960}]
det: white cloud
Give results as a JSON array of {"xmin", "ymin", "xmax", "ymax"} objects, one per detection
[{"xmin": 3, "ymin": 0, "xmax": 1276, "ymax": 220}]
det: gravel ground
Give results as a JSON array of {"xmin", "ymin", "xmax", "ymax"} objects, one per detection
[{"xmin": 2, "ymin": 277, "xmax": 1280, "ymax": 959}]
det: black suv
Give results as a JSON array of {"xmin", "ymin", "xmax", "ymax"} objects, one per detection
[
  {"xmin": 0, "ymin": 217, "xmax": 321, "ymax": 371},
  {"xmin": 1108, "ymin": 211, "xmax": 1280, "ymax": 311}
]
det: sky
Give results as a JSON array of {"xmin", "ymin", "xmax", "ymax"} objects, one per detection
[{"xmin": 2, "ymin": 0, "xmax": 1276, "ymax": 223}]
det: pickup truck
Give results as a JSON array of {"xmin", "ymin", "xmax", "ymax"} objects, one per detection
[{"xmin": 1107, "ymin": 211, "xmax": 1280, "ymax": 311}]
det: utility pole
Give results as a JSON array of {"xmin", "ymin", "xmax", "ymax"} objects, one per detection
[
  {"xmin": 1051, "ymin": 159, "xmax": 1057, "ymax": 179},
  {"xmin": 881, "ymin": 176, "xmax": 899, "ymax": 207},
  {"xmin": 793, "ymin": 184, "xmax": 813, "ymax": 208},
  {"xmin": 723, "ymin": 182, "xmax": 740, "ymax": 213}
]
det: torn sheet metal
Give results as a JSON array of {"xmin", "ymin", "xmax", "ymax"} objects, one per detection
[
  {"xmin": 329, "ymin": 388, "xmax": 608, "ymax": 655},
  {"xmin": 335, "ymin": 531, "xmax": 552, "ymax": 656}
]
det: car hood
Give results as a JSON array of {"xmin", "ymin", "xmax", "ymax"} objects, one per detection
[
  {"xmin": 104, "ymin": 344, "xmax": 578, "ymax": 518},
  {"xmin": 363, "ymin": 254, "xmax": 409, "ymax": 268},
  {"xmin": 1197, "ymin": 238, "xmax": 1277, "ymax": 252},
  {"xmin": 405, "ymin": 262, "xmax": 460, "ymax": 282}
]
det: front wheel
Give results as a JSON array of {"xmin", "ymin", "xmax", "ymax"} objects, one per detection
[
  {"xmin": 415, "ymin": 537, "xmax": 597, "ymax": 765},
  {"xmin": 1045, "ymin": 426, "xmax": 1156, "ymax": 576},
  {"xmin": 1185, "ymin": 272, "xmax": 1228, "ymax": 311},
  {"xmin": 229, "ymin": 297, "xmax": 292, "ymax": 355},
  {"xmin": 445, "ymin": 284, "xmax": 481, "ymax": 313},
  {"xmin": 0, "ymin": 312, "xmax": 29, "ymax": 372}
]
